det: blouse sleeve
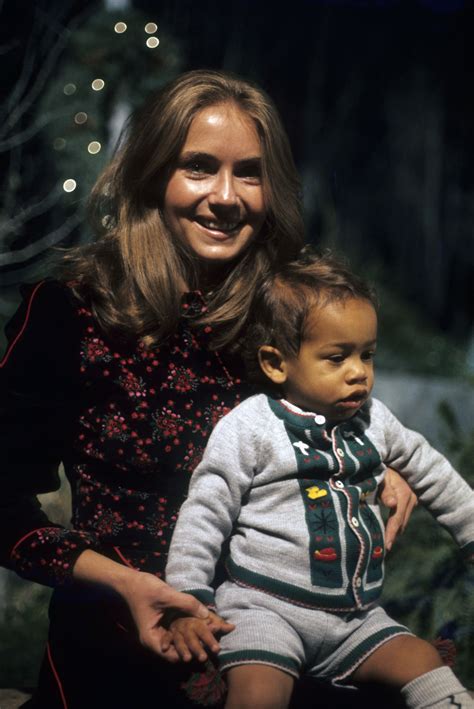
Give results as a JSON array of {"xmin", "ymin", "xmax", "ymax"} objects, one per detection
[{"xmin": 0, "ymin": 280, "xmax": 96, "ymax": 587}]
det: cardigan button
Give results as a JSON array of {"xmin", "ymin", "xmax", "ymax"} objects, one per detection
[
  {"xmin": 354, "ymin": 576, "xmax": 362, "ymax": 588},
  {"xmin": 314, "ymin": 415, "xmax": 326, "ymax": 425},
  {"xmin": 334, "ymin": 480, "xmax": 344, "ymax": 489},
  {"xmin": 351, "ymin": 517, "xmax": 360, "ymax": 527},
  {"xmin": 336, "ymin": 448, "xmax": 345, "ymax": 457}
]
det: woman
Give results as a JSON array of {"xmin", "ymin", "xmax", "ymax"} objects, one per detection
[{"xmin": 0, "ymin": 70, "xmax": 415, "ymax": 708}]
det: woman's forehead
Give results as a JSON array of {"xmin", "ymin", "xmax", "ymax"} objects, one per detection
[{"xmin": 181, "ymin": 103, "xmax": 261, "ymax": 157}]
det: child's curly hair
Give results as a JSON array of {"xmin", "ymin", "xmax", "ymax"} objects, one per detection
[{"xmin": 243, "ymin": 247, "xmax": 378, "ymax": 390}]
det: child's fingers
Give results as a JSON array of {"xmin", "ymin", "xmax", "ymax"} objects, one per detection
[
  {"xmin": 172, "ymin": 630, "xmax": 195, "ymax": 662},
  {"xmin": 191, "ymin": 623, "xmax": 221, "ymax": 655},
  {"xmin": 207, "ymin": 619, "xmax": 235, "ymax": 636},
  {"xmin": 179, "ymin": 627, "xmax": 209, "ymax": 662},
  {"xmin": 206, "ymin": 612, "xmax": 235, "ymax": 636}
]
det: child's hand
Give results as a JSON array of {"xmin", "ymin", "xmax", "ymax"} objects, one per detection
[{"xmin": 169, "ymin": 611, "xmax": 235, "ymax": 663}]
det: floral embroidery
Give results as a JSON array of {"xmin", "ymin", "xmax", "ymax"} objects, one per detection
[{"xmin": 8, "ymin": 289, "xmax": 248, "ymax": 589}]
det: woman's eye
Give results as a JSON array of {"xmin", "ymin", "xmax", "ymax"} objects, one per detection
[
  {"xmin": 235, "ymin": 162, "xmax": 262, "ymax": 182},
  {"xmin": 183, "ymin": 161, "xmax": 210, "ymax": 175}
]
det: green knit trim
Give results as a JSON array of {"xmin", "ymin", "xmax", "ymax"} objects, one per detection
[
  {"xmin": 180, "ymin": 588, "xmax": 215, "ymax": 606},
  {"xmin": 225, "ymin": 557, "xmax": 371, "ymax": 611},
  {"xmin": 219, "ymin": 649, "xmax": 300, "ymax": 677},
  {"xmin": 333, "ymin": 626, "xmax": 412, "ymax": 682}
]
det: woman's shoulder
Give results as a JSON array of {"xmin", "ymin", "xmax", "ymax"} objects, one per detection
[
  {"xmin": 6, "ymin": 278, "xmax": 79, "ymax": 332},
  {"xmin": 1, "ymin": 279, "xmax": 83, "ymax": 378}
]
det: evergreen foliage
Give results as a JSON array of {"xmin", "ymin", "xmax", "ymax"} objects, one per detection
[{"xmin": 39, "ymin": 6, "xmax": 182, "ymax": 241}]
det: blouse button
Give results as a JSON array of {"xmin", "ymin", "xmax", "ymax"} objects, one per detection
[
  {"xmin": 351, "ymin": 517, "xmax": 360, "ymax": 527},
  {"xmin": 314, "ymin": 415, "xmax": 326, "ymax": 425}
]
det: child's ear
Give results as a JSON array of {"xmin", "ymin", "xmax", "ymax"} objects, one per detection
[{"xmin": 258, "ymin": 346, "xmax": 288, "ymax": 385}]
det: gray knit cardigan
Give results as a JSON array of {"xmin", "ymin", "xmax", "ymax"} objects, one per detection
[{"xmin": 166, "ymin": 395, "xmax": 474, "ymax": 612}]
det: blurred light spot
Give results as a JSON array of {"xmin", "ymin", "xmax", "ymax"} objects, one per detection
[
  {"xmin": 114, "ymin": 22, "xmax": 127, "ymax": 33},
  {"xmin": 63, "ymin": 179, "xmax": 77, "ymax": 192},
  {"xmin": 91, "ymin": 78, "xmax": 105, "ymax": 91},
  {"xmin": 63, "ymin": 83, "xmax": 76, "ymax": 96},
  {"xmin": 145, "ymin": 22, "xmax": 158, "ymax": 33},
  {"xmin": 146, "ymin": 37, "xmax": 160, "ymax": 48},
  {"xmin": 88, "ymin": 141, "xmax": 102, "ymax": 154},
  {"xmin": 74, "ymin": 112, "xmax": 88, "ymax": 125},
  {"xmin": 53, "ymin": 138, "xmax": 66, "ymax": 151}
]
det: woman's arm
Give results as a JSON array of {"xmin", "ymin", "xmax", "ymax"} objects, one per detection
[
  {"xmin": 0, "ymin": 281, "xmax": 96, "ymax": 584},
  {"xmin": 73, "ymin": 549, "xmax": 210, "ymax": 660},
  {"xmin": 379, "ymin": 468, "xmax": 418, "ymax": 550}
]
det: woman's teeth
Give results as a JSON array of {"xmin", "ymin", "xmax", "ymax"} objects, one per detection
[{"xmin": 199, "ymin": 219, "xmax": 240, "ymax": 232}]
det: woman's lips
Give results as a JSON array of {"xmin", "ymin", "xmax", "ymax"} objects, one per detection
[{"xmin": 194, "ymin": 217, "xmax": 243, "ymax": 238}]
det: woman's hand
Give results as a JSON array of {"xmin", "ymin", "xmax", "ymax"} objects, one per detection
[
  {"xmin": 120, "ymin": 570, "xmax": 211, "ymax": 661},
  {"xmin": 73, "ymin": 550, "xmax": 209, "ymax": 661},
  {"xmin": 379, "ymin": 468, "xmax": 418, "ymax": 550}
]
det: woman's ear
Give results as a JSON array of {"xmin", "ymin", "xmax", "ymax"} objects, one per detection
[{"xmin": 258, "ymin": 346, "xmax": 288, "ymax": 385}]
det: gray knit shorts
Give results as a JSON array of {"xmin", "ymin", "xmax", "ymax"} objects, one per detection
[{"xmin": 215, "ymin": 581, "xmax": 412, "ymax": 684}]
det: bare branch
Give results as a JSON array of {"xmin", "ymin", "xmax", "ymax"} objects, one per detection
[
  {"xmin": 0, "ymin": 211, "xmax": 82, "ymax": 268},
  {"xmin": 0, "ymin": 109, "xmax": 69, "ymax": 152},
  {"xmin": 0, "ymin": 187, "xmax": 64, "ymax": 242},
  {"xmin": 0, "ymin": 8, "xmax": 86, "ymax": 139}
]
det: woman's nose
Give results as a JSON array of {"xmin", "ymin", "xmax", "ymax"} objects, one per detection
[{"xmin": 208, "ymin": 170, "xmax": 239, "ymax": 207}]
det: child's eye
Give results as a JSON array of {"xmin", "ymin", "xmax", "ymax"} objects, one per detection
[
  {"xmin": 327, "ymin": 354, "xmax": 344, "ymax": 363},
  {"xmin": 362, "ymin": 351, "xmax": 376, "ymax": 362}
]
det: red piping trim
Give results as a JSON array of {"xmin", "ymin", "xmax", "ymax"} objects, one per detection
[
  {"xmin": 113, "ymin": 545, "xmax": 136, "ymax": 569},
  {"xmin": 47, "ymin": 641, "xmax": 68, "ymax": 709},
  {"xmin": 0, "ymin": 281, "xmax": 45, "ymax": 368},
  {"xmin": 277, "ymin": 399, "xmax": 315, "ymax": 420},
  {"xmin": 10, "ymin": 527, "xmax": 52, "ymax": 558}
]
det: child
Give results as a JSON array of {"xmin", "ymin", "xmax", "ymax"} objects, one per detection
[{"xmin": 165, "ymin": 251, "xmax": 474, "ymax": 708}]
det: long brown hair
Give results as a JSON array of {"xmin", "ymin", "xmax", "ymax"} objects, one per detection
[{"xmin": 61, "ymin": 70, "xmax": 304, "ymax": 348}]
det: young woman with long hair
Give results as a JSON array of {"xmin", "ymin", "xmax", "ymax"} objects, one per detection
[{"xmin": 0, "ymin": 70, "xmax": 415, "ymax": 708}]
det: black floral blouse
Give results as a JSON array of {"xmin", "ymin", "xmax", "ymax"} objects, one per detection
[{"xmin": 0, "ymin": 280, "xmax": 250, "ymax": 587}]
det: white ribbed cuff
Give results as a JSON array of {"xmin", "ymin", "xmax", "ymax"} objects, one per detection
[{"xmin": 401, "ymin": 666, "xmax": 468, "ymax": 707}]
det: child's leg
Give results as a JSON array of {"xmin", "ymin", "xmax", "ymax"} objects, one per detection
[
  {"xmin": 351, "ymin": 635, "xmax": 473, "ymax": 707},
  {"xmin": 225, "ymin": 664, "xmax": 294, "ymax": 709},
  {"xmin": 351, "ymin": 635, "xmax": 443, "ymax": 685}
]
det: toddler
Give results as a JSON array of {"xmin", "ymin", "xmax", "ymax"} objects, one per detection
[{"xmin": 166, "ymin": 251, "xmax": 474, "ymax": 708}]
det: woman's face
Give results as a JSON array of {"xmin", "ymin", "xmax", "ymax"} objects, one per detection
[{"xmin": 163, "ymin": 102, "xmax": 266, "ymax": 270}]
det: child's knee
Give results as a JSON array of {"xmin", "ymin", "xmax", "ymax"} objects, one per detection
[
  {"xmin": 352, "ymin": 634, "xmax": 443, "ymax": 685},
  {"xmin": 225, "ymin": 664, "xmax": 294, "ymax": 709}
]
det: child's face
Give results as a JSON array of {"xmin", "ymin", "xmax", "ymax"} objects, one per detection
[{"xmin": 281, "ymin": 297, "xmax": 377, "ymax": 422}]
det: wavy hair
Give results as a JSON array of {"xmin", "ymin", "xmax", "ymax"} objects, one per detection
[{"xmin": 61, "ymin": 70, "xmax": 304, "ymax": 348}]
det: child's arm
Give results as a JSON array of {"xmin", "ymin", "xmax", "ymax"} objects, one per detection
[
  {"xmin": 372, "ymin": 398, "xmax": 474, "ymax": 560},
  {"xmin": 165, "ymin": 399, "xmax": 262, "ymax": 604}
]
